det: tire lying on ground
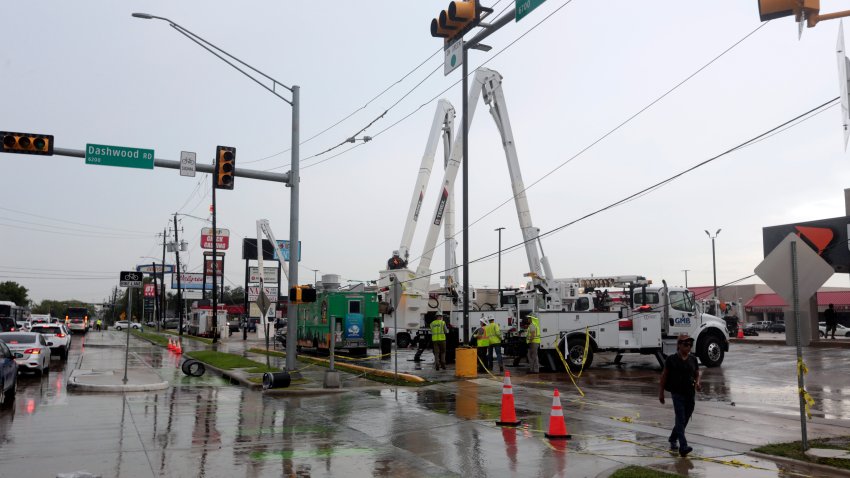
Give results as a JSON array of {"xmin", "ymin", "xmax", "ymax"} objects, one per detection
[{"xmin": 181, "ymin": 359, "xmax": 206, "ymax": 377}]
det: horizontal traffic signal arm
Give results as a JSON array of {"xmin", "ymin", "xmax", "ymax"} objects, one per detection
[{"xmin": 0, "ymin": 131, "xmax": 54, "ymax": 155}]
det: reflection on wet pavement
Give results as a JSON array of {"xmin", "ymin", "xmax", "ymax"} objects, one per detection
[{"xmin": 2, "ymin": 334, "xmax": 850, "ymax": 477}]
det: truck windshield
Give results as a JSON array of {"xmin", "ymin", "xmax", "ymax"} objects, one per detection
[{"xmin": 670, "ymin": 291, "xmax": 695, "ymax": 312}]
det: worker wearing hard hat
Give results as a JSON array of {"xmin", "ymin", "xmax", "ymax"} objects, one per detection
[
  {"xmin": 486, "ymin": 316, "xmax": 504, "ymax": 373},
  {"xmin": 387, "ymin": 250, "xmax": 407, "ymax": 270},
  {"xmin": 475, "ymin": 317, "xmax": 490, "ymax": 372}
]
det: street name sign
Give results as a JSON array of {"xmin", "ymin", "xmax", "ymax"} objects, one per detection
[
  {"xmin": 515, "ymin": 0, "xmax": 547, "ymax": 22},
  {"xmin": 201, "ymin": 228, "xmax": 230, "ymax": 250},
  {"xmin": 180, "ymin": 151, "xmax": 196, "ymax": 177},
  {"xmin": 86, "ymin": 143, "xmax": 154, "ymax": 169},
  {"xmin": 120, "ymin": 271, "xmax": 143, "ymax": 288}
]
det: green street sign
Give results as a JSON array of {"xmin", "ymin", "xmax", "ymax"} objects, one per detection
[
  {"xmin": 515, "ymin": 0, "xmax": 546, "ymax": 22},
  {"xmin": 86, "ymin": 143, "xmax": 154, "ymax": 169}
]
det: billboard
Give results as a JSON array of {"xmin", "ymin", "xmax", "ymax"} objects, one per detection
[
  {"xmin": 172, "ymin": 273, "xmax": 214, "ymax": 290},
  {"xmin": 762, "ymin": 215, "xmax": 850, "ymax": 273}
]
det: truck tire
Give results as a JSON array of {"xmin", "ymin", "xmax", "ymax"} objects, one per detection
[
  {"xmin": 697, "ymin": 333, "xmax": 725, "ymax": 367},
  {"xmin": 564, "ymin": 336, "xmax": 594, "ymax": 372},
  {"xmin": 396, "ymin": 333, "xmax": 411, "ymax": 349}
]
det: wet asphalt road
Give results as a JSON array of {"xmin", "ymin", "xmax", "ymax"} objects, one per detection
[{"xmin": 1, "ymin": 332, "xmax": 849, "ymax": 477}]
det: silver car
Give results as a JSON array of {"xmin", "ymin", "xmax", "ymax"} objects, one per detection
[{"xmin": 0, "ymin": 332, "xmax": 51, "ymax": 375}]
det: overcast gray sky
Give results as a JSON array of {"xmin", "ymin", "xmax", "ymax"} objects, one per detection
[{"xmin": 2, "ymin": 0, "xmax": 850, "ymax": 304}]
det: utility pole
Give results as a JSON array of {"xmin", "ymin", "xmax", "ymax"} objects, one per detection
[
  {"xmin": 173, "ymin": 215, "xmax": 184, "ymax": 336},
  {"xmin": 161, "ymin": 229, "xmax": 167, "ymax": 326},
  {"xmin": 111, "ymin": 286, "xmax": 117, "ymax": 325},
  {"xmin": 495, "ymin": 227, "xmax": 505, "ymax": 292},
  {"xmin": 681, "ymin": 269, "xmax": 690, "ymax": 288},
  {"xmin": 212, "ymin": 169, "xmax": 219, "ymax": 344}
]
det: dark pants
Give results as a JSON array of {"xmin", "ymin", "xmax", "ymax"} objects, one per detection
[
  {"xmin": 827, "ymin": 320, "xmax": 838, "ymax": 338},
  {"xmin": 433, "ymin": 340, "xmax": 446, "ymax": 370},
  {"xmin": 669, "ymin": 393, "xmax": 695, "ymax": 448},
  {"xmin": 487, "ymin": 343, "xmax": 503, "ymax": 371}
]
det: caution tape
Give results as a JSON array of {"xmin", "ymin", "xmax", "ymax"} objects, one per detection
[
  {"xmin": 797, "ymin": 357, "xmax": 815, "ymax": 420},
  {"xmin": 553, "ymin": 330, "xmax": 588, "ymax": 397}
]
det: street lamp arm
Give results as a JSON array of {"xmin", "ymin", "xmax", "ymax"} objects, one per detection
[{"xmin": 131, "ymin": 13, "xmax": 293, "ymax": 105}]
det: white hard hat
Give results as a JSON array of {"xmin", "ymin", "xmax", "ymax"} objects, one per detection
[{"xmin": 393, "ymin": 250, "xmax": 399, "ymax": 255}]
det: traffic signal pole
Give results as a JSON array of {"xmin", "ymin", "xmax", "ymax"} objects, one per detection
[{"xmin": 49, "ymin": 147, "xmax": 290, "ymax": 184}]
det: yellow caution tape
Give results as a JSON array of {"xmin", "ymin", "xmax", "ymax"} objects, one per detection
[
  {"xmin": 797, "ymin": 357, "xmax": 808, "ymax": 376},
  {"xmin": 800, "ymin": 387, "xmax": 815, "ymax": 420},
  {"xmin": 553, "ymin": 330, "xmax": 588, "ymax": 397}
]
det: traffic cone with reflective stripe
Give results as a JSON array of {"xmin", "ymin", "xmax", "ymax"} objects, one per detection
[
  {"xmin": 167, "ymin": 337, "xmax": 175, "ymax": 351},
  {"xmin": 496, "ymin": 371, "xmax": 522, "ymax": 427},
  {"xmin": 174, "ymin": 338, "xmax": 182, "ymax": 355},
  {"xmin": 736, "ymin": 326, "xmax": 744, "ymax": 339},
  {"xmin": 544, "ymin": 389, "xmax": 571, "ymax": 440}
]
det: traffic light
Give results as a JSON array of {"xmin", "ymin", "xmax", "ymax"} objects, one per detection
[
  {"xmin": 431, "ymin": 0, "xmax": 480, "ymax": 42},
  {"xmin": 757, "ymin": 0, "xmax": 819, "ymax": 21},
  {"xmin": 0, "ymin": 131, "xmax": 54, "ymax": 156},
  {"xmin": 289, "ymin": 285, "xmax": 317, "ymax": 303},
  {"xmin": 215, "ymin": 145, "xmax": 235, "ymax": 190}
]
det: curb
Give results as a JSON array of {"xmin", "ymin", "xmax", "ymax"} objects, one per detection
[
  {"xmin": 731, "ymin": 338, "xmax": 850, "ymax": 348},
  {"xmin": 746, "ymin": 451, "xmax": 850, "ymax": 477},
  {"xmin": 263, "ymin": 388, "xmax": 349, "ymax": 396},
  {"xmin": 67, "ymin": 371, "xmax": 169, "ymax": 392}
]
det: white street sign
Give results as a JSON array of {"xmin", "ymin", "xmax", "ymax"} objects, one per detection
[
  {"xmin": 444, "ymin": 39, "xmax": 463, "ymax": 76},
  {"xmin": 180, "ymin": 151, "xmax": 196, "ymax": 177}
]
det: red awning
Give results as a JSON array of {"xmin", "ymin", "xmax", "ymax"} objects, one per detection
[{"xmin": 745, "ymin": 291, "xmax": 850, "ymax": 312}]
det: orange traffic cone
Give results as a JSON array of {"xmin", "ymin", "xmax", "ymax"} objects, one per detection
[
  {"xmin": 496, "ymin": 371, "xmax": 523, "ymax": 427},
  {"xmin": 736, "ymin": 326, "xmax": 744, "ymax": 339},
  {"xmin": 544, "ymin": 389, "xmax": 571, "ymax": 440},
  {"xmin": 174, "ymin": 338, "xmax": 182, "ymax": 355},
  {"xmin": 167, "ymin": 337, "xmax": 174, "ymax": 350}
]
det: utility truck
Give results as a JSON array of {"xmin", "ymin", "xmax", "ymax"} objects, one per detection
[{"xmin": 378, "ymin": 68, "xmax": 729, "ymax": 370}]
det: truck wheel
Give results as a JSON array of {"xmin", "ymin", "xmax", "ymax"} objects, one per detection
[
  {"xmin": 564, "ymin": 336, "xmax": 593, "ymax": 372},
  {"xmin": 397, "ymin": 333, "xmax": 411, "ymax": 349},
  {"xmin": 698, "ymin": 333, "xmax": 725, "ymax": 367}
]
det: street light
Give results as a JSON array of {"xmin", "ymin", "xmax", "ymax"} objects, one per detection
[
  {"xmin": 681, "ymin": 269, "xmax": 690, "ymax": 288},
  {"xmin": 495, "ymin": 227, "xmax": 505, "ymax": 292},
  {"xmin": 704, "ymin": 229, "xmax": 721, "ymax": 298},
  {"xmin": 133, "ymin": 13, "xmax": 301, "ymax": 373},
  {"xmin": 304, "ymin": 267, "xmax": 319, "ymax": 285}
]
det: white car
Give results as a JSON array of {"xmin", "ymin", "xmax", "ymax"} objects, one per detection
[
  {"xmin": 818, "ymin": 321, "xmax": 850, "ymax": 338},
  {"xmin": 114, "ymin": 321, "xmax": 142, "ymax": 331},
  {"xmin": 0, "ymin": 332, "xmax": 51, "ymax": 375},
  {"xmin": 30, "ymin": 324, "xmax": 71, "ymax": 360}
]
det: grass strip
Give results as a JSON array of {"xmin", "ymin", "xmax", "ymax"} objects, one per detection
[
  {"xmin": 185, "ymin": 350, "xmax": 276, "ymax": 373},
  {"xmin": 610, "ymin": 466, "xmax": 682, "ymax": 478},
  {"xmin": 754, "ymin": 437, "xmax": 850, "ymax": 470},
  {"xmin": 163, "ymin": 332, "xmax": 213, "ymax": 344},
  {"xmin": 248, "ymin": 347, "xmax": 429, "ymax": 387},
  {"xmin": 131, "ymin": 330, "xmax": 169, "ymax": 347}
]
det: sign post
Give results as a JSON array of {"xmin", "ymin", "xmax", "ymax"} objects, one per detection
[
  {"xmin": 755, "ymin": 233, "xmax": 834, "ymax": 452},
  {"xmin": 119, "ymin": 271, "xmax": 142, "ymax": 385}
]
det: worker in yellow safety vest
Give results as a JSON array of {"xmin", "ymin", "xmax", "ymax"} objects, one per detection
[
  {"xmin": 526, "ymin": 315, "xmax": 541, "ymax": 373},
  {"xmin": 430, "ymin": 313, "xmax": 448, "ymax": 371},
  {"xmin": 475, "ymin": 317, "xmax": 490, "ymax": 371},
  {"xmin": 485, "ymin": 316, "xmax": 504, "ymax": 373}
]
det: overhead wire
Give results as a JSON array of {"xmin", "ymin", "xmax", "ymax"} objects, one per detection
[
  {"xmin": 0, "ymin": 205, "xmax": 151, "ymax": 234},
  {"xmin": 393, "ymin": 97, "xmax": 839, "ymax": 288},
  {"xmin": 406, "ymin": 19, "xmax": 773, "ymax": 266}
]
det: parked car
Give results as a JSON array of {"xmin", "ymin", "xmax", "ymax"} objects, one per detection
[
  {"xmin": 0, "ymin": 332, "xmax": 51, "ymax": 375},
  {"xmin": 818, "ymin": 321, "xmax": 850, "ymax": 338},
  {"xmin": 767, "ymin": 322, "xmax": 786, "ymax": 333},
  {"xmin": 114, "ymin": 321, "xmax": 142, "ymax": 331},
  {"xmin": 30, "ymin": 323, "xmax": 71, "ymax": 360},
  {"xmin": 0, "ymin": 339, "xmax": 18, "ymax": 407},
  {"xmin": 163, "ymin": 319, "xmax": 180, "ymax": 330},
  {"xmin": 754, "ymin": 320, "xmax": 772, "ymax": 331},
  {"xmin": 742, "ymin": 324, "xmax": 759, "ymax": 336}
]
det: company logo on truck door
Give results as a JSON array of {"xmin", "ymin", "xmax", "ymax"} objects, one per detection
[
  {"xmin": 674, "ymin": 317, "xmax": 692, "ymax": 326},
  {"xmin": 414, "ymin": 191, "xmax": 424, "ymax": 221},
  {"xmin": 433, "ymin": 187, "xmax": 449, "ymax": 225}
]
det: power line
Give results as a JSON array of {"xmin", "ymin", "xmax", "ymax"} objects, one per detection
[{"xmin": 0, "ymin": 205, "xmax": 151, "ymax": 234}]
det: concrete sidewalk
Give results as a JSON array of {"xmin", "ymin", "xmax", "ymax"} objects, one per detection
[{"xmin": 67, "ymin": 330, "xmax": 169, "ymax": 392}]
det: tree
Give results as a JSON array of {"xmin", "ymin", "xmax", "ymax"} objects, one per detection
[{"xmin": 0, "ymin": 281, "xmax": 28, "ymax": 305}]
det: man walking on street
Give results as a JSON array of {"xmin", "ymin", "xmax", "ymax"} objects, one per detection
[
  {"xmin": 430, "ymin": 313, "xmax": 448, "ymax": 370},
  {"xmin": 526, "ymin": 315, "xmax": 540, "ymax": 374},
  {"xmin": 825, "ymin": 303, "xmax": 838, "ymax": 339},
  {"xmin": 659, "ymin": 333, "xmax": 701, "ymax": 457}
]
